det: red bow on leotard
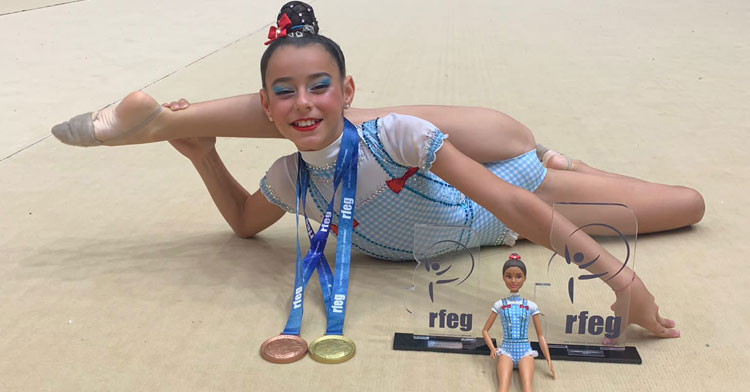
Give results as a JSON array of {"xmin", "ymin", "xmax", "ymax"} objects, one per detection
[
  {"xmin": 501, "ymin": 304, "xmax": 511, "ymax": 310},
  {"xmin": 386, "ymin": 167, "xmax": 419, "ymax": 194},
  {"xmin": 519, "ymin": 304, "xmax": 529, "ymax": 310},
  {"xmin": 265, "ymin": 14, "xmax": 292, "ymax": 45}
]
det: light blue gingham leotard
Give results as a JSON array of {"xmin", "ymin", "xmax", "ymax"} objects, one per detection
[
  {"xmin": 260, "ymin": 114, "xmax": 547, "ymax": 261},
  {"xmin": 491, "ymin": 294, "xmax": 540, "ymax": 366}
]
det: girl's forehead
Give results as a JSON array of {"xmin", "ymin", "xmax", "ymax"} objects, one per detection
[{"xmin": 266, "ymin": 44, "xmax": 339, "ymax": 79}]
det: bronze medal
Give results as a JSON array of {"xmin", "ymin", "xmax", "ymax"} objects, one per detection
[
  {"xmin": 308, "ymin": 335, "xmax": 356, "ymax": 364},
  {"xmin": 260, "ymin": 334, "xmax": 308, "ymax": 364}
]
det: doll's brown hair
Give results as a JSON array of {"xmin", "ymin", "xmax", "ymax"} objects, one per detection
[{"xmin": 502, "ymin": 253, "xmax": 527, "ymax": 276}]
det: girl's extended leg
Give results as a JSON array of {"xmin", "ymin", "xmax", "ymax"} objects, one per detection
[
  {"xmin": 75, "ymin": 92, "xmax": 282, "ymax": 145},
  {"xmin": 347, "ymin": 105, "xmax": 536, "ymax": 162},
  {"xmin": 517, "ymin": 355, "xmax": 535, "ymax": 392},
  {"xmin": 533, "ymin": 169, "xmax": 705, "ymax": 234},
  {"xmin": 496, "ymin": 355, "xmax": 514, "ymax": 392},
  {"xmin": 54, "ymin": 92, "xmax": 536, "ymax": 162},
  {"xmin": 542, "ymin": 149, "xmax": 648, "ymax": 181}
]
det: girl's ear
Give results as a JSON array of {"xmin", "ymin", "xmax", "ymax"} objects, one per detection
[
  {"xmin": 259, "ymin": 88, "xmax": 273, "ymax": 121},
  {"xmin": 343, "ymin": 75, "xmax": 355, "ymax": 108}
]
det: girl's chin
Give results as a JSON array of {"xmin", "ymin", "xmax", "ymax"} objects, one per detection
[
  {"xmin": 292, "ymin": 133, "xmax": 339, "ymax": 152},
  {"xmin": 294, "ymin": 139, "xmax": 327, "ymax": 152}
]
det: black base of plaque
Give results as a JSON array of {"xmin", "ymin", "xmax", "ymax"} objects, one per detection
[
  {"xmin": 393, "ymin": 333, "xmax": 641, "ymax": 364},
  {"xmin": 536, "ymin": 342, "xmax": 641, "ymax": 364},
  {"xmin": 393, "ymin": 332, "xmax": 496, "ymax": 355}
]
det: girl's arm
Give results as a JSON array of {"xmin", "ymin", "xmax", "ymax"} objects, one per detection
[
  {"xmin": 172, "ymin": 137, "xmax": 284, "ymax": 237},
  {"xmin": 481, "ymin": 312, "xmax": 498, "ymax": 359},
  {"xmin": 430, "ymin": 140, "xmax": 671, "ymax": 337},
  {"xmin": 532, "ymin": 314, "xmax": 555, "ymax": 379},
  {"xmin": 431, "ymin": 141, "xmax": 629, "ymax": 288}
]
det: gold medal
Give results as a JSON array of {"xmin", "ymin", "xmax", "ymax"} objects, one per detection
[{"xmin": 308, "ymin": 335, "xmax": 356, "ymax": 364}]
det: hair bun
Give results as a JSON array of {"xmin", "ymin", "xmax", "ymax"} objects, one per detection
[{"xmin": 278, "ymin": 1, "xmax": 319, "ymax": 35}]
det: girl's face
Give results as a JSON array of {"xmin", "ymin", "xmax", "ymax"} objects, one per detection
[
  {"xmin": 260, "ymin": 44, "xmax": 354, "ymax": 152},
  {"xmin": 503, "ymin": 266, "xmax": 526, "ymax": 292}
]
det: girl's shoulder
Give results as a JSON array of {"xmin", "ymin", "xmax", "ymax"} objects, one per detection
[{"xmin": 367, "ymin": 113, "xmax": 447, "ymax": 170}]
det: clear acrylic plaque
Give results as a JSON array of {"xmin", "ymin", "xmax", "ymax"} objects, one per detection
[
  {"xmin": 534, "ymin": 202, "xmax": 641, "ymax": 363},
  {"xmin": 393, "ymin": 224, "xmax": 493, "ymax": 354}
]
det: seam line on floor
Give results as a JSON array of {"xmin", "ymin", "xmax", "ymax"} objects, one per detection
[{"xmin": 0, "ymin": 0, "xmax": 86, "ymax": 17}]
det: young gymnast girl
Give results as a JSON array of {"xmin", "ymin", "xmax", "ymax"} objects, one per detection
[{"xmin": 51, "ymin": 2, "xmax": 703, "ymax": 340}]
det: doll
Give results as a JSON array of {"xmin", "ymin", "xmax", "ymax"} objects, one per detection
[{"xmin": 482, "ymin": 253, "xmax": 554, "ymax": 392}]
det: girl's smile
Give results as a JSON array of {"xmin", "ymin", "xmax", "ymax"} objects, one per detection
[{"xmin": 291, "ymin": 118, "xmax": 322, "ymax": 132}]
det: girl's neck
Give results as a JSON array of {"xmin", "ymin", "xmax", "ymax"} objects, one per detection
[{"xmin": 298, "ymin": 124, "xmax": 345, "ymax": 168}]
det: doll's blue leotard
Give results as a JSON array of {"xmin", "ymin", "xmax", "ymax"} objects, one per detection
[
  {"xmin": 491, "ymin": 294, "xmax": 539, "ymax": 367},
  {"xmin": 260, "ymin": 114, "xmax": 547, "ymax": 261}
]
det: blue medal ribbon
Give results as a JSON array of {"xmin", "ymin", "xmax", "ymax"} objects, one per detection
[
  {"xmin": 325, "ymin": 122, "xmax": 358, "ymax": 335},
  {"xmin": 281, "ymin": 119, "xmax": 358, "ymax": 336}
]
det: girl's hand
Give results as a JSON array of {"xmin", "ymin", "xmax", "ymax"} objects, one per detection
[
  {"xmin": 162, "ymin": 98, "xmax": 190, "ymax": 111},
  {"xmin": 610, "ymin": 276, "xmax": 679, "ymax": 340},
  {"xmin": 548, "ymin": 361, "xmax": 555, "ymax": 379},
  {"xmin": 169, "ymin": 137, "xmax": 217, "ymax": 163},
  {"xmin": 489, "ymin": 349, "xmax": 497, "ymax": 359}
]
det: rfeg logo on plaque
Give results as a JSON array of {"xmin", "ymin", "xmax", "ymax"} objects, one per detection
[{"xmin": 405, "ymin": 225, "xmax": 482, "ymax": 337}]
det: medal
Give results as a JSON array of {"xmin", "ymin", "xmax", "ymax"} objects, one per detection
[
  {"xmin": 259, "ymin": 150, "xmax": 336, "ymax": 364},
  {"xmin": 260, "ymin": 334, "xmax": 308, "ymax": 364},
  {"xmin": 307, "ymin": 119, "xmax": 359, "ymax": 363},
  {"xmin": 261, "ymin": 119, "xmax": 359, "ymax": 364},
  {"xmin": 308, "ymin": 335, "xmax": 356, "ymax": 364}
]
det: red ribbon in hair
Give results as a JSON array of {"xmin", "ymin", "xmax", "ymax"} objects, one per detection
[
  {"xmin": 386, "ymin": 167, "xmax": 419, "ymax": 194},
  {"xmin": 508, "ymin": 253, "xmax": 521, "ymax": 261},
  {"xmin": 265, "ymin": 14, "xmax": 293, "ymax": 45}
]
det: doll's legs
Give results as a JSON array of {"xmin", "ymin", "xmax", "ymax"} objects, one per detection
[
  {"xmin": 533, "ymin": 168, "xmax": 705, "ymax": 234},
  {"xmin": 496, "ymin": 354, "xmax": 514, "ymax": 392},
  {"xmin": 516, "ymin": 355, "xmax": 535, "ymax": 392}
]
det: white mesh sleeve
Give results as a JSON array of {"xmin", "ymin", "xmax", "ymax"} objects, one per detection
[
  {"xmin": 259, "ymin": 154, "xmax": 298, "ymax": 213},
  {"xmin": 377, "ymin": 113, "xmax": 447, "ymax": 170}
]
